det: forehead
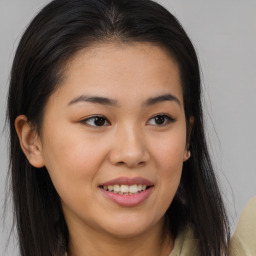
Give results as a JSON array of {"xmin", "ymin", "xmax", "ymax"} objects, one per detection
[{"xmin": 49, "ymin": 42, "xmax": 183, "ymax": 107}]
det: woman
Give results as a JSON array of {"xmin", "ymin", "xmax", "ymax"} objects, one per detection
[{"xmin": 7, "ymin": 0, "xmax": 229, "ymax": 255}]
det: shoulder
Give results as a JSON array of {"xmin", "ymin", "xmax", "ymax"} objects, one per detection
[
  {"xmin": 230, "ymin": 196, "xmax": 256, "ymax": 256},
  {"xmin": 169, "ymin": 224, "xmax": 199, "ymax": 256}
]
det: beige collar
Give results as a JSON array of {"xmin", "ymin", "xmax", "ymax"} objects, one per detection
[{"xmin": 169, "ymin": 224, "xmax": 198, "ymax": 256}]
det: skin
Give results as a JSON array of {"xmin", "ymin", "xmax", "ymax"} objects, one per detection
[{"xmin": 16, "ymin": 42, "xmax": 191, "ymax": 256}]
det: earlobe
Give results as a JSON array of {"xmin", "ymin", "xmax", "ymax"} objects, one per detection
[
  {"xmin": 183, "ymin": 150, "xmax": 191, "ymax": 162},
  {"xmin": 15, "ymin": 115, "xmax": 45, "ymax": 168}
]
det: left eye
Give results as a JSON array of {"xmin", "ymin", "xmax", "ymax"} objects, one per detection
[
  {"xmin": 147, "ymin": 114, "xmax": 175, "ymax": 126},
  {"xmin": 81, "ymin": 116, "xmax": 110, "ymax": 127}
]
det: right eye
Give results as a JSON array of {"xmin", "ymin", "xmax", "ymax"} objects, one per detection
[{"xmin": 80, "ymin": 116, "xmax": 110, "ymax": 127}]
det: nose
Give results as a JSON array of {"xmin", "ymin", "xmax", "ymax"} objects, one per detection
[{"xmin": 108, "ymin": 125, "xmax": 150, "ymax": 168}]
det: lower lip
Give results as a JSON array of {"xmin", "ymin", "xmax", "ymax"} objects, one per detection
[{"xmin": 100, "ymin": 187, "xmax": 153, "ymax": 207}]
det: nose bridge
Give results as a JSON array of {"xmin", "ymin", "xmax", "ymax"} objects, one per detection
[{"xmin": 109, "ymin": 122, "xmax": 149, "ymax": 168}]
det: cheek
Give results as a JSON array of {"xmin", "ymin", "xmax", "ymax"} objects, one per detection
[
  {"xmin": 155, "ymin": 140, "xmax": 184, "ymax": 191},
  {"xmin": 40, "ymin": 127, "xmax": 109, "ymax": 199},
  {"xmin": 150, "ymin": 127, "xmax": 187, "ymax": 173},
  {"xmin": 149, "ymin": 127, "xmax": 186, "ymax": 206}
]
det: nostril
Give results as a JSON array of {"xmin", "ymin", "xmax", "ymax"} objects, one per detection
[{"xmin": 117, "ymin": 161, "xmax": 125, "ymax": 166}]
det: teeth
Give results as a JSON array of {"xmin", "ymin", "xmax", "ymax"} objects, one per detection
[
  {"xmin": 113, "ymin": 185, "xmax": 120, "ymax": 192},
  {"xmin": 102, "ymin": 184, "xmax": 149, "ymax": 194},
  {"xmin": 129, "ymin": 184, "xmax": 138, "ymax": 193},
  {"xmin": 120, "ymin": 185, "xmax": 129, "ymax": 193}
]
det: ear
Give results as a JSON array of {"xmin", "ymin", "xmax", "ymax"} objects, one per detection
[
  {"xmin": 183, "ymin": 116, "xmax": 194, "ymax": 162},
  {"xmin": 15, "ymin": 115, "xmax": 45, "ymax": 168}
]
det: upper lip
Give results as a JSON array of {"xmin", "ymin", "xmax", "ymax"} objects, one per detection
[{"xmin": 100, "ymin": 176, "xmax": 154, "ymax": 186}]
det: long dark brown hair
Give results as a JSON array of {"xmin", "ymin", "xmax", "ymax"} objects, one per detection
[{"xmin": 7, "ymin": 0, "xmax": 229, "ymax": 255}]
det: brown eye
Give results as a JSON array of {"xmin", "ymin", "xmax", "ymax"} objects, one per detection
[
  {"xmin": 154, "ymin": 116, "xmax": 166, "ymax": 125},
  {"xmin": 81, "ymin": 116, "xmax": 110, "ymax": 127},
  {"xmin": 147, "ymin": 114, "xmax": 175, "ymax": 126}
]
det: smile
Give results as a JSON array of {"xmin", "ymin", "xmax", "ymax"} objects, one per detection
[
  {"xmin": 102, "ymin": 184, "xmax": 148, "ymax": 195},
  {"xmin": 99, "ymin": 177, "xmax": 154, "ymax": 207}
]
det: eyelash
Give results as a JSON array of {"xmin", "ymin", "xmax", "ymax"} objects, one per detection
[
  {"xmin": 80, "ymin": 115, "xmax": 110, "ymax": 127},
  {"xmin": 80, "ymin": 114, "xmax": 175, "ymax": 127},
  {"xmin": 146, "ymin": 114, "xmax": 175, "ymax": 126}
]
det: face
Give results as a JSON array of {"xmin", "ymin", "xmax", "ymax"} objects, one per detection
[{"xmin": 34, "ymin": 43, "xmax": 189, "ymax": 239}]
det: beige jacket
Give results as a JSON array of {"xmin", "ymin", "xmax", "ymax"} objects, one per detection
[
  {"xmin": 230, "ymin": 196, "xmax": 256, "ymax": 256},
  {"xmin": 169, "ymin": 225, "xmax": 198, "ymax": 256}
]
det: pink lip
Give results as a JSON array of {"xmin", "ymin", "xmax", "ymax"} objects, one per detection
[
  {"xmin": 100, "ymin": 187, "xmax": 153, "ymax": 207},
  {"xmin": 99, "ymin": 176, "xmax": 154, "ymax": 207},
  {"xmin": 100, "ymin": 176, "xmax": 154, "ymax": 186}
]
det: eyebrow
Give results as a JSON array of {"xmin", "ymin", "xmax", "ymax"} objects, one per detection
[
  {"xmin": 68, "ymin": 95, "xmax": 118, "ymax": 106},
  {"xmin": 68, "ymin": 93, "xmax": 181, "ymax": 107},
  {"xmin": 144, "ymin": 94, "xmax": 181, "ymax": 107}
]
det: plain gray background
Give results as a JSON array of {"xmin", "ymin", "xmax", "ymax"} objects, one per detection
[{"xmin": 1, "ymin": 0, "xmax": 255, "ymax": 255}]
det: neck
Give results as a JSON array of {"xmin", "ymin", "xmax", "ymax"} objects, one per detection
[{"xmin": 67, "ymin": 219, "xmax": 173, "ymax": 256}]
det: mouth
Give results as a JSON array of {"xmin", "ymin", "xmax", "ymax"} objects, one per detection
[
  {"xmin": 99, "ymin": 177, "xmax": 154, "ymax": 207},
  {"xmin": 99, "ymin": 184, "xmax": 153, "ymax": 195}
]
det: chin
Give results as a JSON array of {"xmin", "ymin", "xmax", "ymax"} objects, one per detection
[{"xmin": 102, "ymin": 215, "xmax": 160, "ymax": 239}]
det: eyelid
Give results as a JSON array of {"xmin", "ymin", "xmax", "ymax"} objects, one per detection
[
  {"xmin": 146, "ymin": 113, "xmax": 175, "ymax": 126},
  {"xmin": 80, "ymin": 115, "xmax": 111, "ymax": 127}
]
